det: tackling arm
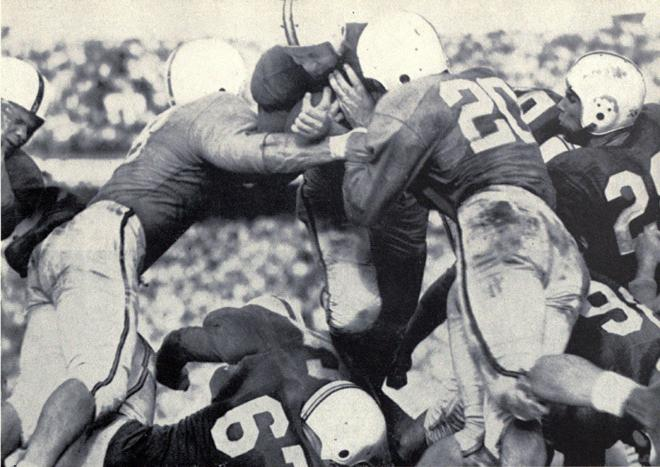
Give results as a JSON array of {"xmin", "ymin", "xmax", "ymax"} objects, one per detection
[
  {"xmin": 342, "ymin": 116, "xmax": 428, "ymax": 226},
  {"xmin": 525, "ymin": 354, "xmax": 660, "ymax": 431}
]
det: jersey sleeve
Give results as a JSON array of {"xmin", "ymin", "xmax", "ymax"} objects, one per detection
[
  {"xmin": 105, "ymin": 406, "xmax": 223, "ymax": 467},
  {"xmin": 547, "ymin": 157, "xmax": 592, "ymax": 250},
  {"xmin": 156, "ymin": 306, "xmax": 293, "ymax": 386},
  {"xmin": 515, "ymin": 88, "xmax": 563, "ymax": 144},
  {"xmin": 342, "ymin": 82, "xmax": 433, "ymax": 226},
  {"xmin": 191, "ymin": 100, "xmax": 335, "ymax": 174}
]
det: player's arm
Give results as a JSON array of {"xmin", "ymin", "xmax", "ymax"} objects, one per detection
[
  {"xmin": 546, "ymin": 160, "xmax": 591, "ymax": 250},
  {"xmin": 104, "ymin": 405, "xmax": 222, "ymax": 467},
  {"xmin": 342, "ymin": 97, "xmax": 430, "ymax": 226},
  {"xmin": 525, "ymin": 354, "xmax": 660, "ymax": 431},
  {"xmin": 629, "ymin": 224, "xmax": 660, "ymax": 311},
  {"xmin": 156, "ymin": 307, "xmax": 280, "ymax": 390},
  {"xmin": 515, "ymin": 88, "xmax": 563, "ymax": 145},
  {"xmin": 5, "ymin": 187, "xmax": 85, "ymax": 277},
  {"xmin": 2, "ymin": 149, "xmax": 45, "ymax": 239},
  {"xmin": 191, "ymin": 102, "xmax": 343, "ymax": 175},
  {"xmin": 1, "ymin": 156, "xmax": 19, "ymax": 239}
]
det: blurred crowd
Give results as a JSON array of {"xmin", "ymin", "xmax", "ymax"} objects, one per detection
[{"xmin": 2, "ymin": 14, "xmax": 658, "ymax": 156}]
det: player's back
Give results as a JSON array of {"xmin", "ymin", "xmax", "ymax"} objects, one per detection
[
  {"xmin": 547, "ymin": 108, "xmax": 660, "ymax": 285},
  {"xmin": 382, "ymin": 67, "xmax": 554, "ymax": 218},
  {"xmin": 92, "ymin": 92, "xmax": 263, "ymax": 269},
  {"xmin": 107, "ymin": 302, "xmax": 344, "ymax": 467}
]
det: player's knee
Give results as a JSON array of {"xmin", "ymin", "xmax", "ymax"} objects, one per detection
[
  {"xmin": 70, "ymin": 363, "xmax": 130, "ymax": 419},
  {"xmin": 326, "ymin": 292, "xmax": 382, "ymax": 334}
]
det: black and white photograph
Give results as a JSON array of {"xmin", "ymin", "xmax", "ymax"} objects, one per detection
[{"xmin": 1, "ymin": 1, "xmax": 659, "ymax": 465}]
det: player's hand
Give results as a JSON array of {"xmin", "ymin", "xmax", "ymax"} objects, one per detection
[
  {"xmin": 499, "ymin": 376, "xmax": 548, "ymax": 421},
  {"xmin": 625, "ymin": 382, "xmax": 660, "ymax": 432},
  {"xmin": 158, "ymin": 366, "xmax": 190, "ymax": 391},
  {"xmin": 291, "ymin": 87, "xmax": 339, "ymax": 142},
  {"xmin": 329, "ymin": 64, "xmax": 375, "ymax": 128}
]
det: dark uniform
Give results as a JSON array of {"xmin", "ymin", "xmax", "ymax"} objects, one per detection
[
  {"xmin": 547, "ymin": 104, "xmax": 660, "ymax": 288},
  {"xmin": 105, "ymin": 301, "xmax": 346, "ymax": 467},
  {"xmin": 544, "ymin": 274, "xmax": 660, "ymax": 465},
  {"xmin": 251, "ymin": 27, "xmax": 429, "ymax": 384}
]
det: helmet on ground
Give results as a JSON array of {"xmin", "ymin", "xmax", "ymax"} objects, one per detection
[
  {"xmin": 165, "ymin": 38, "xmax": 246, "ymax": 106},
  {"xmin": 1, "ymin": 56, "xmax": 48, "ymax": 119},
  {"xmin": 357, "ymin": 11, "xmax": 448, "ymax": 91},
  {"xmin": 301, "ymin": 381, "xmax": 388, "ymax": 465},
  {"xmin": 565, "ymin": 51, "xmax": 646, "ymax": 135}
]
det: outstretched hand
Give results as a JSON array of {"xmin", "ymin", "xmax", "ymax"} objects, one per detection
[{"xmin": 329, "ymin": 64, "xmax": 375, "ymax": 128}]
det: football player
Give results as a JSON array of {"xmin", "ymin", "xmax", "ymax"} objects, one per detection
[
  {"xmin": 103, "ymin": 296, "xmax": 389, "ymax": 466},
  {"xmin": 1, "ymin": 56, "xmax": 46, "ymax": 239},
  {"xmin": 1, "ymin": 57, "xmax": 84, "ymax": 277},
  {"xmin": 299, "ymin": 10, "xmax": 589, "ymax": 459},
  {"xmin": 252, "ymin": 9, "xmax": 433, "ymax": 386},
  {"xmin": 13, "ymin": 38, "xmax": 367, "ymax": 467},
  {"xmin": 519, "ymin": 52, "xmax": 659, "ymax": 296},
  {"xmin": 396, "ymin": 273, "xmax": 660, "ymax": 465}
]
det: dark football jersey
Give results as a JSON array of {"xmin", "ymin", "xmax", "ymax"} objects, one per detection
[
  {"xmin": 515, "ymin": 88, "xmax": 563, "ymax": 145},
  {"xmin": 92, "ymin": 92, "xmax": 328, "ymax": 271},
  {"xmin": 342, "ymin": 68, "xmax": 555, "ymax": 224},
  {"xmin": 105, "ymin": 302, "xmax": 344, "ymax": 467},
  {"xmin": 547, "ymin": 105, "xmax": 660, "ymax": 286},
  {"xmin": 544, "ymin": 274, "xmax": 660, "ymax": 458}
]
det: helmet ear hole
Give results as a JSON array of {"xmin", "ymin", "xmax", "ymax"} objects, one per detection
[
  {"xmin": 596, "ymin": 112, "xmax": 605, "ymax": 121},
  {"xmin": 399, "ymin": 74, "xmax": 410, "ymax": 84},
  {"xmin": 219, "ymin": 88, "xmax": 226, "ymax": 92},
  {"xmin": 339, "ymin": 449, "xmax": 350, "ymax": 459}
]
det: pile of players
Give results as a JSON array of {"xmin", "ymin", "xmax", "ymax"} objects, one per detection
[{"xmin": 2, "ymin": 8, "xmax": 659, "ymax": 467}]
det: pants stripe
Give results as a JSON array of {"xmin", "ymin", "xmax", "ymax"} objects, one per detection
[
  {"xmin": 455, "ymin": 222, "xmax": 525, "ymax": 378},
  {"xmin": 125, "ymin": 334, "xmax": 151, "ymax": 400},
  {"xmin": 299, "ymin": 182, "xmax": 331, "ymax": 310},
  {"xmin": 91, "ymin": 209, "xmax": 136, "ymax": 395}
]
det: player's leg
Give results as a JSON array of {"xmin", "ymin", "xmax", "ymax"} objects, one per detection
[
  {"xmin": 4, "ymin": 287, "xmax": 69, "ymax": 463},
  {"xmin": 455, "ymin": 187, "xmax": 586, "ymax": 417},
  {"xmin": 56, "ymin": 336, "xmax": 156, "ymax": 467},
  {"xmin": 444, "ymin": 283, "xmax": 487, "ymax": 456},
  {"xmin": 365, "ymin": 192, "xmax": 428, "ymax": 384},
  {"xmin": 499, "ymin": 420, "xmax": 547, "ymax": 466},
  {"xmin": 21, "ymin": 204, "xmax": 144, "ymax": 466},
  {"xmin": 388, "ymin": 264, "xmax": 456, "ymax": 389},
  {"xmin": 297, "ymin": 165, "xmax": 382, "ymax": 377},
  {"xmin": 2, "ymin": 402, "xmax": 21, "ymax": 461}
]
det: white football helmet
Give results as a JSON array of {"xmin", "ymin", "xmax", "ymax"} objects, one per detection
[
  {"xmin": 301, "ymin": 381, "xmax": 388, "ymax": 465},
  {"xmin": 565, "ymin": 51, "xmax": 646, "ymax": 135},
  {"xmin": 1, "ymin": 56, "xmax": 48, "ymax": 119},
  {"xmin": 165, "ymin": 38, "xmax": 247, "ymax": 106},
  {"xmin": 282, "ymin": 0, "xmax": 346, "ymax": 50},
  {"xmin": 357, "ymin": 11, "xmax": 448, "ymax": 91}
]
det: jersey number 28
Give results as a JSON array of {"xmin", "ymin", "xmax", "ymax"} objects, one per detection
[{"xmin": 440, "ymin": 77, "xmax": 536, "ymax": 154}]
